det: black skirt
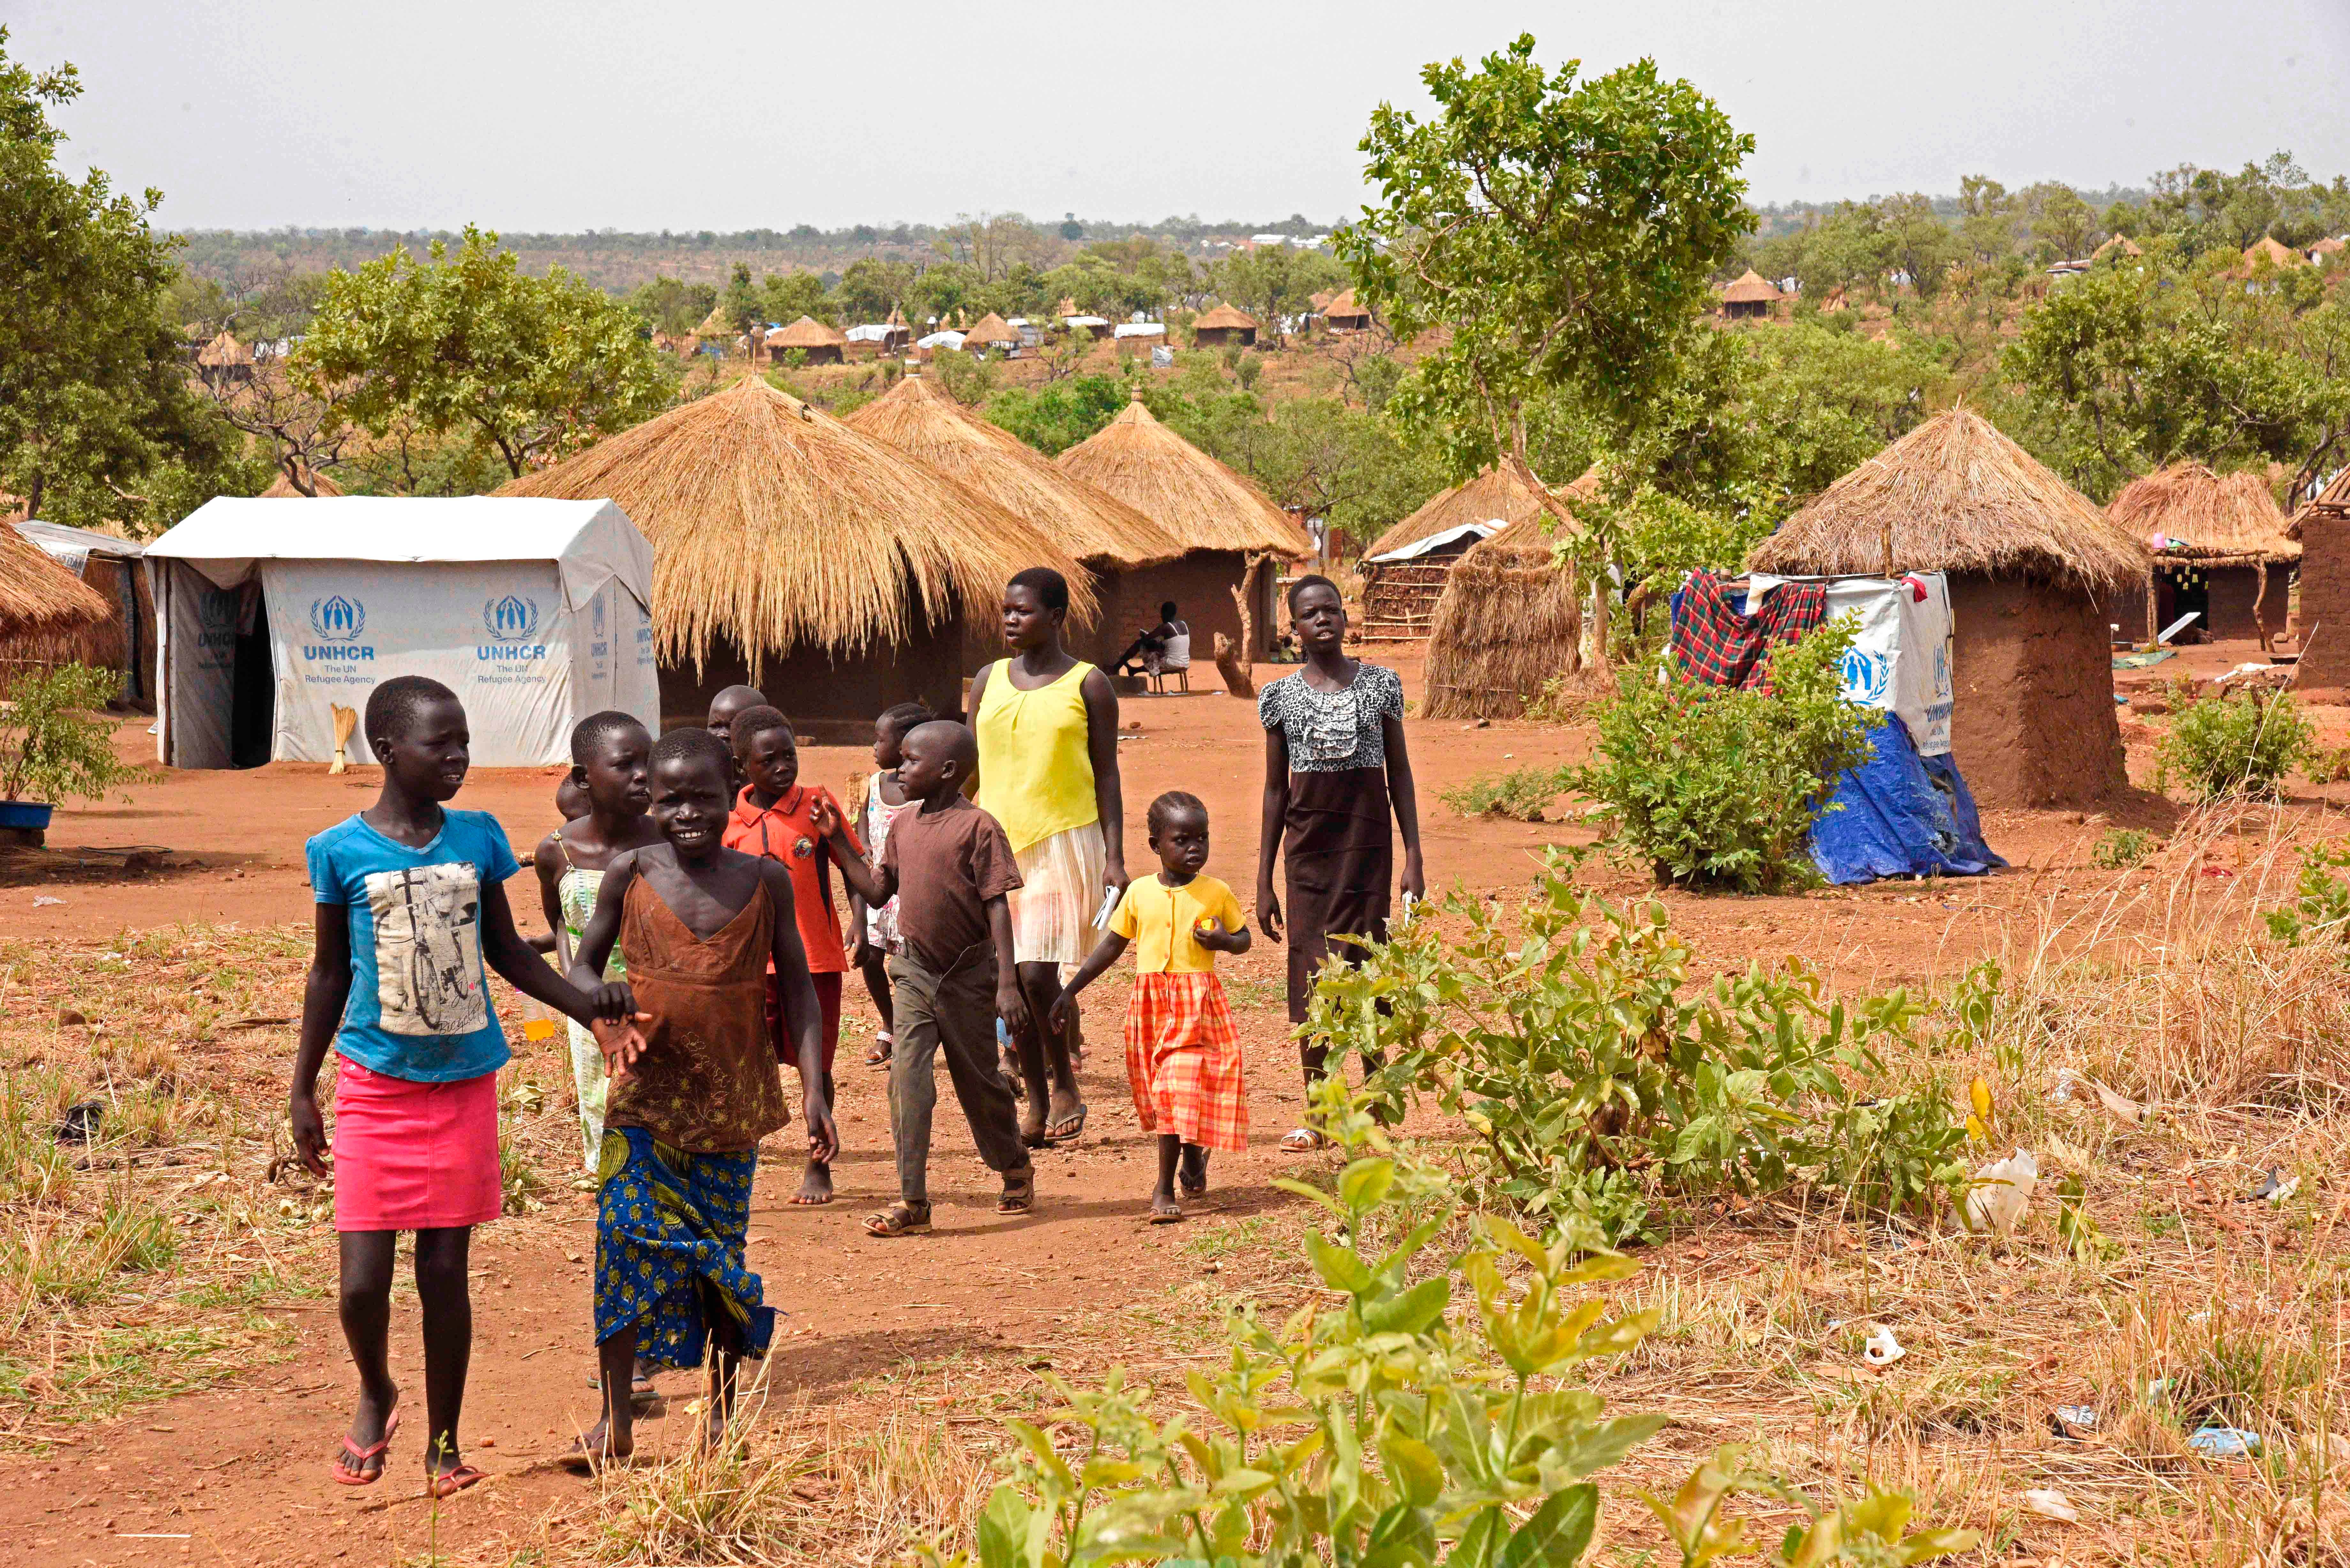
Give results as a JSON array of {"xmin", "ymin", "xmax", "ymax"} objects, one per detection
[{"xmin": 1282, "ymin": 766, "xmax": 1393, "ymax": 1022}]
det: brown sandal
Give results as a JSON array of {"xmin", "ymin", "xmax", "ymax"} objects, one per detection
[
  {"xmin": 865, "ymin": 1201, "xmax": 931, "ymax": 1237},
  {"xmin": 997, "ymin": 1170, "xmax": 1036, "ymax": 1214}
]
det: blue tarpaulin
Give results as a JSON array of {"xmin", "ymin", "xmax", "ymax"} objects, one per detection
[{"xmin": 1809, "ymin": 713, "xmax": 2004, "ymax": 885}]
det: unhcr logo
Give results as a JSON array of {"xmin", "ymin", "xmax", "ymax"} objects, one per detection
[
  {"xmin": 480, "ymin": 594, "xmax": 548, "ymax": 662},
  {"xmin": 305, "ymin": 594, "xmax": 373, "ymax": 660}
]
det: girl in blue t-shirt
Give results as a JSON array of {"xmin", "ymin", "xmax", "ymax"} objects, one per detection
[{"xmin": 293, "ymin": 675, "xmax": 633, "ymax": 1497}]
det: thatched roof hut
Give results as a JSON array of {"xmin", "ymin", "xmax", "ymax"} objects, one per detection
[
  {"xmin": 1322, "ymin": 288, "xmax": 1372, "ymax": 331},
  {"xmin": 0, "ymin": 520, "xmax": 114, "ymax": 685},
  {"xmin": 1191, "ymin": 303, "xmax": 1260, "ymax": 348},
  {"xmin": 1719, "ymin": 270, "xmax": 1781, "ymax": 319},
  {"xmin": 1366, "ymin": 466, "xmax": 1550, "ymax": 561},
  {"xmin": 2107, "ymin": 462, "xmax": 2297, "ymax": 645},
  {"xmin": 260, "ymin": 468, "xmax": 345, "ymax": 499},
  {"xmin": 843, "ymin": 376, "xmax": 1184, "ymax": 571},
  {"xmin": 2093, "ymin": 235, "xmax": 2143, "ymax": 261},
  {"xmin": 498, "ymin": 376, "xmax": 1094, "ymax": 730},
  {"xmin": 1422, "ymin": 530, "xmax": 1581, "ymax": 719},
  {"xmin": 1748, "ymin": 407, "xmax": 2145, "ymax": 807},
  {"xmin": 195, "ymin": 330, "xmax": 254, "ymax": 384},
  {"xmin": 2240, "ymin": 235, "xmax": 2305, "ymax": 275},
  {"xmin": 1057, "ymin": 398, "xmax": 1313, "ymax": 662},
  {"xmin": 961, "ymin": 312, "xmax": 1020, "ymax": 348},
  {"xmin": 765, "ymin": 316, "xmax": 847, "ymax": 365}
]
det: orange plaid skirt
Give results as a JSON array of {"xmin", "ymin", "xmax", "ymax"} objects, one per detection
[{"xmin": 1123, "ymin": 972, "xmax": 1248, "ymax": 1152}]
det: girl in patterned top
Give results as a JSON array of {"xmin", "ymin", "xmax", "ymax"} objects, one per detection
[{"xmin": 1255, "ymin": 575, "xmax": 1424, "ymax": 1152}]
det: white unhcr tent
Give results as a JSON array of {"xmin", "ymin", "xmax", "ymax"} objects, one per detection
[{"xmin": 144, "ymin": 497, "xmax": 656, "ymax": 769}]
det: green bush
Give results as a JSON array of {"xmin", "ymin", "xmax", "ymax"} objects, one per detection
[
  {"xmin": 1, "ymin": 663, "xmax": 138, "ymax": 805},
  {"xmin": 1567, "ymin": 616, "xmax": 1872, "ymax": 893},
  {"xmin": 2264, "ymin": 838, "xmax": 2350, "ymax": 947},
  {"xmin": 2090, "ymin": 827, "xmax": 2157, "ymax": 869},
  {"xmin": 921, "ymin": 1079, "xmax": 1975, "ymax": 1568},
  {"xmin": 2156, "ymin": 689, "xmax": 2311, "ymax": 802},
  {"xmin": 1300, "ymin": 853, "xmax": 1971, "ymax": 1246},
  {"xmin": 1440, "ymin": 764, "xmax": 1569, "ymax": 822}
]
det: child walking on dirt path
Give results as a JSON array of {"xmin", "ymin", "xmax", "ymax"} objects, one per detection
[
  {"xmin": 723, "ymin": 705, "xmax": 859, "ymax": 1206},
  {"xmin": 563, "ymin": 727, "xmax": 838, "ymax": 1471},
  {"xmin": 1052, "ymin": 791, "xmax": 1251, "ymax": 1223},
  {"xmin": 1255, "ymin": 575, "xmax": 1424, "ymax": 1153},
  {"xmin": 292, "ymin": 675, "xmax": 629, "ymax": 1498},
  {"xmin": 848, "ymin": 701, "xmax": 932, "ymax": 1070},
  {"xmin": 813, "ymin": 720, "xmax": 1038, "ymax": 1237}
]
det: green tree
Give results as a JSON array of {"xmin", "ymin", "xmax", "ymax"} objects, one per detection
[
  {"xmin": 1342, "ymin": 34, "xmax": 1753, "ymax": 658},
  {"xmin": 716, "ymin": 261, "xmax": 762, "ymax": 341},
  {"xmin": 625, "ymin": 274, "xmax": 716, "ymax": 336},
  {"xmin": 759, "ymin": 269, "xmax": 833, "ymax": 326},
  {"xmin": 985, "ymin": 374, "xmax": 1129, "ymax": 456},
  {"xmin": 298, "ymin": 225, "xmax": 674, "ymax": 479},
  {"xmin": 0, "ymin": 28, "xmax": 247, "ymax": 530},
  {"xmin": 835, "ymin": 257, "xmax": 918, "ymax": 323}
]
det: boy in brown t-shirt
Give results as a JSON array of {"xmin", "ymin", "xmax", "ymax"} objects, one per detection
[{"xmin": 815, "ymin": 720, "xmax": 1035, "ymax": 1235}]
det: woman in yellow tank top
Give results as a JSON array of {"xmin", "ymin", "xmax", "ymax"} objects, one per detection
[{"xmin": 969, "ymin": 566, "xmax": 1128, "ymax": 1147}]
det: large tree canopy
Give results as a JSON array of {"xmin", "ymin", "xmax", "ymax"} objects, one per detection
[
  {"xmin": 0, "ymin": 28, "xmax": 245, "ymax": 531},
  {"xmin": 299, "ymin": 226, "xmax": 675, "ymax": 479}
]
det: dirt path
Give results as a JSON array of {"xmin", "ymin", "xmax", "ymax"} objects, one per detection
[{"xmin": 6, "ymin": 640, "xmax": 2346, "ymax": 1563}]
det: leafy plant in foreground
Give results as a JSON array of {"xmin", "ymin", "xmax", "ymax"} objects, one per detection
[
  {"xmin": 920, "ymin": 1078, "xmax": 1976, "ymax": 1567},
  {"xmin": 2264, "ymin": 838, "xmax": 2350, "ymax": 948},
  {"xmin": 1567, "ymin": 616, "xmax": 1872, "ymax": 893},
  {"xmin": 1300, "ymin": 853, "xmax": 1970, "ymax": 1244},
  {"xmin": 0, "ymin": 662, "xmax": 138, "ymax": 804},
  {"xmin": 2156, "ymin": 689, "xmax": 2311, "ymax": 802},
  {"xmin": 2090, "ymin": 827, "xmax": 2157, "ymax": 870},
  {"xmin": 1441, "ymin": 765, "xmax": 1570, "ymax": 822}
]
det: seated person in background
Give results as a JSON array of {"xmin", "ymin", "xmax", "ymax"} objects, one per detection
[{"xmin": 1116, "ymin": 602, "xmax": 1191, "ymax": 680}]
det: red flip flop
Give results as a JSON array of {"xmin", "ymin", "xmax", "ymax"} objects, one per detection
[
  {"xmin": 426, "ymin": 1462, "xmax": 486, "ymax": 1499},
  {"xmin": 330, "ymin": 1410, "xmax": 399, "ymax": 1486}
]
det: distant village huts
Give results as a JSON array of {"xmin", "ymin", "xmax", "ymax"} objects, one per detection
[
  {"xmin": 765, "ymin": 316, "xmax": 847, "ymax": 366},
  {"xmin": 2106, "ymin": 463, "xmax": 2298, "ymax": 647},
  {"xmin": 498, "ymin": 376, "xmax": 1093, "ymax": 735},
  {"xmin": 1321, "ymin": 289, "xmax": 1372, "ymax": 333},
  {"xmin": 961, "ymin": 313, "xmax": 1021, "ymax": 352},
  {"xmin": 1056, "ymin": 398, "xmax": 1314, "ymax": 663},
  {"xmin": 0, "ymin": 520, "xmax": 114, "ymax": 686},
  {"xmin": 1748, "ymin": 407, "xmax": 2149, "ymax": 809},
  {"xmin": 2287, "ymin": 467, "xmax": 2350, "ymax": 690},
  {"xmin": 195, "ymin": 331, "xmax": 254, "ymax": 387},
  {"xmin": 1719, "ymin": 270, "xmax": 1782, "ymax": 320},
  {"xmin": 1190, "ymin": 304, "xmax": 1260, "ymax": 348},
  {"xmin": 1422, "ymin": 530, "xmax": 1583, "ymax": 720},
  {"xmin": 843, "ymin": 375, "xmax": 1188, "ymax": 670}
]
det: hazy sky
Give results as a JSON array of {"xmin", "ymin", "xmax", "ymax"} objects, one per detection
[{"xmin": 16, "ymin": 0, "xmax": 2350, "ymax": 231}]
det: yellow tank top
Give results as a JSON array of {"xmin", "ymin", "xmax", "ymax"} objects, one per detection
[{"xmin": 974, "ymin": 659, "xmax": 1098, "ymax": 855}]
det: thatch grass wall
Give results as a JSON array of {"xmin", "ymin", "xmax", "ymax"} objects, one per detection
[{"xmin": 1422, "ymin": 536, "xmax": 1583, "ymax": 720}]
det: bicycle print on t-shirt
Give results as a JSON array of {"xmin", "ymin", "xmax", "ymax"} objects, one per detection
[{"xmin": 365, "ymin": 863, "xmax": 488, "ymax": 1035}]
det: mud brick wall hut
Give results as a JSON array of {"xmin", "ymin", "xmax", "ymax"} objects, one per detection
[
  {"xmin": 764, "ymin": 316, "xmax": 848, "ymax": 366},
  {"xmin": 1718, "ymin": 269, "xmax": 1783, "ymax": 320},
  {"xmin": 2105, "ymin": 463, "xmax": 2298, "ymax": 647},
  {"xmin": 498, "ymin": 376, "xmax": 1093, "ymax": 738},
  {"xmin": 1747, "ymin": 407, "xmax": 2150, "ymax": 809},
  {"xmin": 844, "ymin": 374, "xmax": 1188, "ymax": 672},
  {"xmin": 1189, "ymin": 303, "xmax": 1260, "ymax": 348},
  {"xmin": 1054, "ymin": 397, "xmax": 1314, "ymax": 666},
  {"xmin": 2288, "ymin": 467, "xmax": 2350, "ymax": 689}
]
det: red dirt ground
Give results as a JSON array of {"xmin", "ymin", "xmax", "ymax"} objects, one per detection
[{"xmin": 4, "ymin": 639, "xmax": 2345, "ymax": 1564}]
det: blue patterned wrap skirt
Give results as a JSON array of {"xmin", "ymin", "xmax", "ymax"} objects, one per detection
[{"xmin": 593, "ymin": 1127, "xmax": 775, "ymax": 1369}]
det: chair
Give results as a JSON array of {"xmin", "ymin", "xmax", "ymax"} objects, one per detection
[{"xmin": 1147, "ymin": 663, "xmax": 1190, "ymax": 694}]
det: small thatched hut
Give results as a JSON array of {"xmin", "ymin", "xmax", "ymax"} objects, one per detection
[
  {"xmin": 1719, "ymin": 270, "xmax": 1782, "ymax": 320},
  {"xmin": 1191, "ymin": 303, "xmax": 1260, "ymax": 348},
  {"xmin": 1057, "ymin": 398, "xmax": 1314, "ymax": 662},
  {"xmin": 2093, "ymin": 235, "xmax": 2143, "ymax": 262},
  {"xmin": 961, "ymin": 312, "xmax": 1021, "ymax": 351},
  {"xmin": 765, "ymin": 316, "xmax": 847, "ymax": 366},
  {"xmin": 498, "ymin": 377, "xmax": 1094, "ymax": 736},
  {"xmin": 195, "ymin": 331, "xmax": 253, "ymax": 386},
  {"xmin": 1322, "ymin": 288, "xmax": 1372, "ymax": 332},
  {"xmin": 2287, "ymin": 467, "xmax": 2350, "ymax": 688},
  {"xmin": 2105, "ymin": 463, "xmax": 2298, "ymax": 646},
  {"xmin": 1747, "ymin": 407, "xmax": 2148, "ymax": 809},
  {"xmin": 2238, "ymin": 236, "xmax": 2305, "ymax": 277},
  {"xmin": 1360, "ymin": 467, "xmax": 1553, "ymax": 641},
  {"xmin": 0, "ymin": 521, "xmax": 114, "ymax": 688},
  {"xmin": 1422, "ymin": 531, "xmax": 1582, "ymax": 719},
  {"xmin": 843, "ymin": 376, "xmax": 1187, "ymax": 668}
]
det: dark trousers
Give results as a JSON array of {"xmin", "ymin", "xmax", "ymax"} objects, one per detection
[{"xmin": 887, "ymin": 946, "xmax": 1029, "ymax": 1204}]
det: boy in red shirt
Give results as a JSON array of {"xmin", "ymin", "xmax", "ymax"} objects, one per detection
[{"xmin": 723, "ymin": 706, "xmax": 861, "ymax": 1205}]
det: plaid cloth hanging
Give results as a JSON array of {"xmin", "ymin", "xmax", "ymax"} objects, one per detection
[{"xmin": 1669, "ymin": 571, "xmax": 1831, "ymax": 692}]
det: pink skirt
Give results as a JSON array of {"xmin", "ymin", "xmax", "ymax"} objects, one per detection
[{"xmin": 331, "ymin": 1056, "xmax": 503, "ymax": 1232}]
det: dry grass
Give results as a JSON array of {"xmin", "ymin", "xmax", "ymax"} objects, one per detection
[
  {"xmin": 1747, "ymin": 406, "xmax": 2151, "ymax": 593},
  {"xmin": 2109, "ymin": 463, "xmax": 2297, "ymax": 567},
  {"xmin": 1422, "ymin": 531, "xmax": 1585, "ymax": 719},
  {"xmin": 844, "ymin": 375, "xmax": 1187, "ymax": 572},
  {"xmin": 497, "ymin": 376, "xmax": 1098, "ymax": 675},
  {"xmin": 1056, "ymin": 399, "xmax": 1315, "ymax": 559},
  {"xmin": 1364, "ymin": 465, "xmax": 1552, "ymax": 561}
]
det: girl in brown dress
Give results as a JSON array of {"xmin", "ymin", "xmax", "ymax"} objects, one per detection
[{"xmin": 1255, "ymin": 575, "xmax": 1425, "ymax": 1152}]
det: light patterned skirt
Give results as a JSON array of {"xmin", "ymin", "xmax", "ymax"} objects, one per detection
[
  {"xmin": 1006, "ymin": 821, "xmax": 1107, "ymax": 967},
  {"xmin": 1123, "ymin": 972, "xmax": 1248, "ymax": 1152}
]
